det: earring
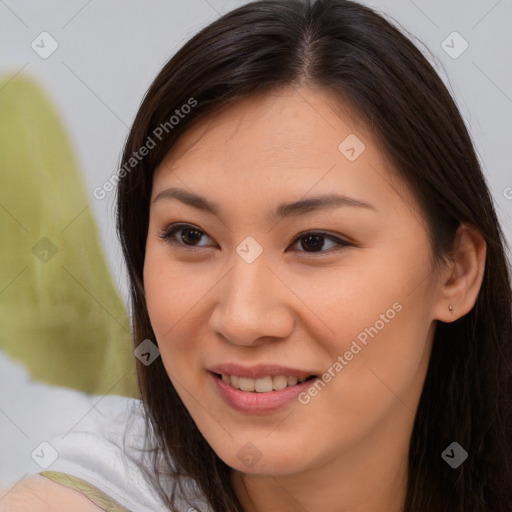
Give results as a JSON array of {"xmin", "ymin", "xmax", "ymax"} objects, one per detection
[{"xmin": 449, "ymin": 304, "xmax": 454, "ymax": 314}]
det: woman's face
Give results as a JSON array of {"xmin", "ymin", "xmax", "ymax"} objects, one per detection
[{"xmin": 144, "ymin": 85, "xmax": 443, "ymax": 477}]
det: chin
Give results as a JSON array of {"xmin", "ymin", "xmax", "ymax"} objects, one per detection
[{"xmin": 209, "ymin": 437, "xmax": 319, "ymax": 476}]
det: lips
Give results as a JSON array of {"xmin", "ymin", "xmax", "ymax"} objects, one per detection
[{"xmin": 208, "ymin": 364, "xmax": 319, "ymax": 413}]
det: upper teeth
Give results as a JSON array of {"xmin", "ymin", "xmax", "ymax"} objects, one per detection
[{"xmin": 221, "ymin": 374, "xmax": 308, "ymax": 392}]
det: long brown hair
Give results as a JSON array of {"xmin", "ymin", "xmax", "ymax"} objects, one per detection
[{"xmin": 116, "ymin": 1, "xmax": 512, "ymax": 510}]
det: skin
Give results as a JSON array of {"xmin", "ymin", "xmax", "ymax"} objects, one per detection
[
  {"xmin": 143, "ymin": 85, "xmax": 486, "ymax": 512},
  {"xmin": 1, "ymin": 475, "xmax": 101, "ymax": 511},
  {"xmin": 3, "ymin": 85, "xmax": 485, "ymax": 512}
]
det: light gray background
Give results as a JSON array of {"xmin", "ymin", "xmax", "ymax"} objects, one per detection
[
  {"xmin": 0, "ymin": 0, "xmax": 511, "ymax": 492},
  {"xmin": 1, "ymin": 0, "xmax": 511, "ymax": 307}
]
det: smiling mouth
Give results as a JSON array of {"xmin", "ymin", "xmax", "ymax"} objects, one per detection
[{"xmin": 213, "ymin": 373, "xmax": 318, "ymax": 392}]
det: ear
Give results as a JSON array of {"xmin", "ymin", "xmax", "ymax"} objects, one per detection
[{"xmin": 433, "ymin": 223, "xmax": 486, "ymax": 323}]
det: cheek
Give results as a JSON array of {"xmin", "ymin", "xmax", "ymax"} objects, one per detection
[
  {"xmin": 291, "ymin": 242, "xmax": 434, "ymax": 415},
  {"xmin": 143, "ymin": 242, "xmax": 221, "ymax": 383},
  {"xmin": 283, "ymin": 244, "xmax": 430, "ymax": 359},
  {"xmin": 290, "ymin": 297, "xmax": 433, "ymax": 470},
  {"xmin": 144, "ymin": 241, "xmax": 207, "ymax": 339}
]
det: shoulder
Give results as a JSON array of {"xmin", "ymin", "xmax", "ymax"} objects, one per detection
[{"xmin": 0, "ymin": 475, "xmax": 101, "ymax": 511}]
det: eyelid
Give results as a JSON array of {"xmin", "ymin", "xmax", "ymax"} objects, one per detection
[{"xmin": 158, "ymin": 222, "xmax": 352, "ymax": 253}]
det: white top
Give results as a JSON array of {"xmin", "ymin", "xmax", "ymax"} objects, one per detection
[
  {"xmin": 0, "ymin": 351, "xmax": 208, "ymax": 511},
  {"xmin": 33, "ymin": 396, "xmax": 208, "ymax": 512}
]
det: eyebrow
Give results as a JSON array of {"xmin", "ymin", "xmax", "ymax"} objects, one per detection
[{"xmin": 152, "ymin": 187, "xmax": 376, "ymax": 219}]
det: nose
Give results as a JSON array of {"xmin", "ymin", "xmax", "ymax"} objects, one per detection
[{"xmin": 208, "ymin": 255, "xmax": 295, "ymax": 347}]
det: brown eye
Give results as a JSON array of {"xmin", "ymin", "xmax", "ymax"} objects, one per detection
[
  {"xmin": 290, "ymin": 231, "xmax": 351, "ymax": 254},
  {"xmin": 180, "ymin": 228, "xmax": 203, "ymax": 245},
  {"xmin": 300, "ymin": 234, "xmax": 326, "ymax": 252},
  {"xmin": 158, "ymin": 223, "xmax": 214, "ymax": 247}
]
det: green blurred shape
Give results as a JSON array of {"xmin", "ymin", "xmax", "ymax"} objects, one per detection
[{"xmin": 0, "ymin": 73, "xmax": 137, "ymax": 397}]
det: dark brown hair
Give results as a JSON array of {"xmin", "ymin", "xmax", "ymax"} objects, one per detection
[{"xmin": 116, "ymin": 1, "xmax": 512, "ymax": 510}]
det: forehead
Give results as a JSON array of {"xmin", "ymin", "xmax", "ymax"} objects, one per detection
[
  {"xmin": 152, "ymin": 86, "xmax": 417, "ymax": 220},
  {"xmin": 156, "ymin": 86, "xmax": 367, "ymax": 171}
]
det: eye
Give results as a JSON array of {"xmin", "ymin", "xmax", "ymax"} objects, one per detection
[
  {"xmin": 289, "ymin": 231, "xmax": 351, "ymax": 254},
  {"xmin": 158, "ymin": 223, "xmax": 352, "ymax": 254},
  {"xmin": 158, "ymin": 223, "xmax": 214, "ymax": 248}
]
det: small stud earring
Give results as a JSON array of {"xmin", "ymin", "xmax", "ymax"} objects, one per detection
[{"xmin": 449, "ymin": 304, "xmax": 454, "ymax": 314}]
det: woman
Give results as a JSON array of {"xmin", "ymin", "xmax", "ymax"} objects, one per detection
[{"xmin": 5, "ymin": 0, "xmax": 511, "ymax": 510}]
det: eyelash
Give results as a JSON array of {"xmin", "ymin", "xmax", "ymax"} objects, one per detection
[{"xmin": 157, "ymin": 222, "xmax": 352, "ymax": 255}]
